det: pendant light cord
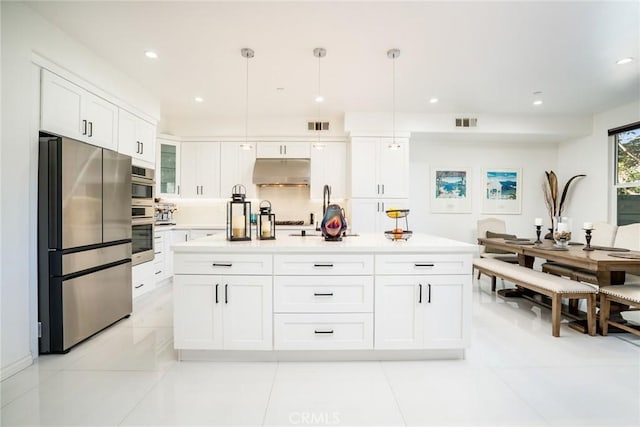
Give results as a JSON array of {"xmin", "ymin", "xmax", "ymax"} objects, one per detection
[
  {"xmin": 245, "ymin": 54, "xmax": 249, "ymax": 145},
  {"xmin": 392, "ymin": 54, "xmax": 396, "ymax": 144}
]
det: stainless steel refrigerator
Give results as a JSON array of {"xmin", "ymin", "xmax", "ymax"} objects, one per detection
[{"xmin": 38, "ymin": 134, "xmax": 132, "ymax": 353}]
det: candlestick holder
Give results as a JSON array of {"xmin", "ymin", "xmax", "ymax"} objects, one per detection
[
  {"xmin": 534, "ymin": 225, "xmax": 542, "ymax": 243},
  {"xmin": 583, "ymin": 228, "xmax": 594, "ymax": 251}
]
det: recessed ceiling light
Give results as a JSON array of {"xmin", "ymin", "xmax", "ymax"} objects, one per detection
[
  {"xmin": 144, "ymin": 50, "xmax": 158, "ymax": 59},
  {"xmin": 533, "ymin": 100, "xmax": 543, "ymax": 106},
  {"xmin": 532, "ymin": 91, "xmax": 543, "ymax": 95},
  {"xmin": 194, "ymin": 96, "xmax": 204, "ymax": 103},
  {"xmin": 315, "ymin": 95, "xmax": 324, "ymax": 103},
  {"xmin": 616, "ymin": 57, "xmax": 634, "ymax": 65},
  {"xmin": 429, "ymin": 97, "xmax": 439, "ymax": 104}
]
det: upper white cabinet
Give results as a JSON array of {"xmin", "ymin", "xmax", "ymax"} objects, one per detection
[
  {"xmin": 181, "ymin": 142, "xmax": 221, "ymax": 198},
  {"xmin": 350, "ymin": 137, "xmax": 409, "ymax": 199},
  {"xmin": 41, "ymin": 69, "xmax": 118, "ymax": 150},
  {"xmin": 118, "ymin": 109, "xmax": 156, "ymax": 166},
  {"xmin": 257, "ymin": 142, "xmax": 310, "ymax": 159},
  {"xmin": 310, "ymin": 142, "xmax": 346, "ymax": 200},
  {"xmin": 349, "ymin": 198, "xmax": 408, "ymax": 233},
  {"xmin": 157, "ymin": 138, "xmax": 181, "ymax": 197},
  {"xmin": 220, "ymin": 142, "xmax": 257, "ymax": 199}
]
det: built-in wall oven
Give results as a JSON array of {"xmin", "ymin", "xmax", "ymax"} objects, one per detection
[{"xmin": 131, "ymin": 165, "xmax": 155, "ymax": 266}]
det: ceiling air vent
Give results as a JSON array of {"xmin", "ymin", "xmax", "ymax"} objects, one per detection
[
  {"xmin": 455, "ymin": 118, "xmax": 478, "ymax": 128},
  {"xmin": 308, "ymin": 121, "xmax": 330, "ymax": 131}
]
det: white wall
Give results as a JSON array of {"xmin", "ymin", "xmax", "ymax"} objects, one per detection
[
  {"xmin": 0, "ymin": 2, "xmax": 159, "ymax": 379},
  {"xmin": 558, "ymin": 101, "xmax": 640, "ymax": 230},
  {"xmin": 409, "ymin": 139, "xmax": 558, "ymax": 243}
]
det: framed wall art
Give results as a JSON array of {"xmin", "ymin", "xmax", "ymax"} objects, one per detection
[
  {"xmin": 430, "ymin": 167, "xmax": 472, "ymax": 213},
  {"xmin": 481, "ymin": 168, "xmax": 522, "ymax": 214}
]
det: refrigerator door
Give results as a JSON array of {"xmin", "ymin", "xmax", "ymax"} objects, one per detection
[
  {"xmin": 62, "ymin": 260, "xmax": 132, "ymax": 350},
  {"xmin": 103, "ymin": 149, "xmax": 132, "ymax": 242},
  {"xmin": 61, "ymin": 138, "xmax": 103, "ymax": 249}
]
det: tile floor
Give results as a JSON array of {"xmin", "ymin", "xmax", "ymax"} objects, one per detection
[{"xmin": 2, "ymin": 277, "xmax": 639, "ymax": 426}]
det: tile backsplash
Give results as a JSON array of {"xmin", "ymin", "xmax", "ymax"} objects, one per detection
[{"xmin": 170, "ymin": 186, "xmax": 340, "ymax": 226}]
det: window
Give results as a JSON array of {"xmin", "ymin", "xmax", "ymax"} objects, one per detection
[{"xmin": 612, "ymin": 122, "xmax": 640, "ymax": 225}]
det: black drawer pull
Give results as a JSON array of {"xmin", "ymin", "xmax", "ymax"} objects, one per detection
[
  {"xmin": 313, "ymin": 263, "xmax": 334, "ymax": 268},
  {"xmin": 225, "ymin": 284, "xmax": 228, "ymax": 304},
  {"xmin": 419, "ymin": 284, "xmax": 422, "ymax": 303},
  {"xmin": 134, "ymin": 283, "xmax": 144, "ymax": 289},
  {"xmin": 314, "ymin": 329, "xmax": 334, "ymax": 334},
  {"xmin": 212, "ymin": 263, "xmax": 233, "ymax": 267},
  {"xmin": 313, "ymin": 292, "xmax": 334, "ymax": 297},
  {"xmin": 428, "ymin": 284, "xmax": 432, "ymax": 303},
  {"xmin": 155, "ymin": 270, "xmax": 162, "ymax": 275},
  {"xmin": 215, "ymin": 284, "xmax": 219, "ymax": 304},
  {"xmin": 414, "ymin": 263, "xmax": 435, "ymax": 268}
]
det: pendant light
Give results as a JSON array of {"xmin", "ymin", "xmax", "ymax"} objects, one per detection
[
  {"xmin": 387, "ymin": 48, "xmax": 401, "ymax": 150},
  {"xmin": 313, "ymin": 47, "xmax": 327, "ymax": 149},
  {"xmin": 240, "ymin": 48, "xmax": 254, "ymax": 150}
]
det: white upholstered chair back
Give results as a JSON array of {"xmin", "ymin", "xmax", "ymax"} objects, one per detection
[
  {"xmin": 588, "ymin": 222, "xmax": 618, "ymax": 247},
  {"xmin": 477, "ymin": 218, "xmax": 507, "ymax": 254},
  {"xmin": 613, "ymin": 223, "xmax": 640, "ymax": 251}
]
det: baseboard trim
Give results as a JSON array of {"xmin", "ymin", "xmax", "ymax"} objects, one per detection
[{"xmin": 1, "ymin": 354, "xmax": 34, "ymax": 381}]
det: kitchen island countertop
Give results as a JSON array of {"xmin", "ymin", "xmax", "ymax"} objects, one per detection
[{"xmin": 171, "ymin": 232, "xmax": 478, "ymax": 254}]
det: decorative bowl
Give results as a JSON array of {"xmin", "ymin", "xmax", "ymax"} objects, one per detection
[
  {"xmin": 384, "ymin": 230, "xmax": 413, "ymax": 241},
  {"xmin": 385, "ymin": 209, "xmax": 410, "ymax": 219}
]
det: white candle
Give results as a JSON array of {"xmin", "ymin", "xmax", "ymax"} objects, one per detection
[
  {"xmin": 232, "ymin": 215, "xmax": 245, "ymax": 238},
  {"xmin": 261, "ymin": 220, "xmax": 271, "ymax": 238},
  {"xmin": 557, "ymin": 222, "xmax": 568, "ymax": 232},
  {"xmin": 583, "ymin": 222, "xmax": 593, "ymax": 230},
  {"xmin": 534, "ymin": 218, "xmax": 543, "ymax": 226}
]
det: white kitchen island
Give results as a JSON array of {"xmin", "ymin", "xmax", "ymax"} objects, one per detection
[{"xmin": 172, "ymin": 233, "xmax": 478, "ymax": 361}]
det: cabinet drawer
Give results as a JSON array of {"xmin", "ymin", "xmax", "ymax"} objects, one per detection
[
  {"xmin": 274, "ymin": 313, "xmax": 373, "ymax": 350},
  {"xmin": 274, "ymin": 276, "xmax": 373, "ymax": 313},
  {"xmin": 174, "ymin": 253, "xmax": 272, "ymax": 275},
  {"xmin": 153, "ymin": 260, "xmax": 164, "ymax": 278},
  {"xmin": 274, "ymin": 254, "xmax": 373, "ymax": 275},
  {"xmin": 375, "ymin": 254, "xmax": 471, "ymax": 275}
]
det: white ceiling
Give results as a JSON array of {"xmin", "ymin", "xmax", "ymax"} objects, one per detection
[{"xmin": 26, "ymin": 1, "xmax": 640, "ymax": 125}]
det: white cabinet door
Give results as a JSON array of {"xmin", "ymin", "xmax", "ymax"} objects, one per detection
[
  {"xmin": 172, "ymin": 229, "xmax": 190, "ymax": 243},
  {"xmin": 173, "ymin": 275, "xmax": 223, "ymax": 350},
  {"xmin": 349, "ymin": 198, "xmax": 408, "ymax": 232},
  {"xmin": 350, "ymin": 140, "xmax": 379, "ymax": 198},
  {"xmin": 222, "ymin": 276, "xmax": 273, "ymax": 350},
  {"xmin": 374, "ymin": 275, "xmax": 470, "ymax": 350},
  {"xmin": 180, "ymin": 142, "xmax": 221, "ymax": 198},
  {"xmin": 310, "ymin": 142, "xmax": 346, "ymax": 200},
  {"xmin": 157, "ymin": 138, "xmax": 181, "ymax": 197},
  {"xmin": 220, "ymin": 142, "xmax": 256, "ymax": 199},
  {"xmin": 377, "ymin": 140, "xmax": 409, "ymax": 198},
  {"xmin": 257, "ymin": 142, "xmax": 310, "ymax": 158},
  {"xmin": 84, "ymin": 92, "xmax": 118, "ymax": 151},
  {"xmin": 41, "ymin": 69, "xmax": 84, "ymax": 141},
  {"xmin": 374, "ymin": 275, "xmax": 423, "ymax": 349},
  {"xmin": 40, "ymin": 69, "xmax": 118, "ymax": 150},
  {"xmin": 118, "ymin": 109, "xmax": 156, "ymax": 165},
  {"xmin": 132, "ymin": 261, "xmax": 155, "ymax": 299},
  {"xmin": 189, "ymin": 229, "xmax": 219, "ymax": 240},
  {"xmin": 350, "ymin": 138, "xmax": 409, "ymax": 199},
  {"xmin": 422, "ymin": 275, "xmax": 470, "ymax": 349}
]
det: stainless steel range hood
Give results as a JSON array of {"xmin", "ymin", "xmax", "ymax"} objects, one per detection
[{"xmin": 252, "ymin": 158, "xmax": 310, "ymax": 186}]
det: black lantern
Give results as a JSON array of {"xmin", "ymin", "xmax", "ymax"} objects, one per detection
[
  {"xmin": 257, "ymin": 200, "xmax": 276, "ymax": 240},
  {"xmin": 226, "ymin": 184, "xmax": 251, "ymax": 241}
]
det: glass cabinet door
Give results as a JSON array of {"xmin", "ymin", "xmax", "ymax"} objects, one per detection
[{"xmin": 157, "ymin": 139, "xmax": 180, "ymax": 197}]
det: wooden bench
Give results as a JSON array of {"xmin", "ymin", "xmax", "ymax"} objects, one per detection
[
  {"xmin": 599, "ymin": 284, "xmax": 640, "ymax": 337},
  {"xmin": 473, "ymin": 258, "xmax": 597, "ymax": 337}
]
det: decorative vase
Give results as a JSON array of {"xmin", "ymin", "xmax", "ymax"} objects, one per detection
[{"xmin": 553, "ymin": 216, "xmax": 572, "ymax": 248}]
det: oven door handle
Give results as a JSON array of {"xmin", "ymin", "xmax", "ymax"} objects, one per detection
[{"xmin": 132, "ymin": 218, "xmax": 155, "ymax": 226}]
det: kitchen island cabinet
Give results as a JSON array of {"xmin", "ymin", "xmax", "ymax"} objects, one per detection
[{"xmin": 172, "ymin": 233, "xmax": 476, "ymax": 361}]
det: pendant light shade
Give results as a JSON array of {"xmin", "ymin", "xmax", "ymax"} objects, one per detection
[
  {"xmin": 387, "ymin": 48, "xmax": 401, "ymax": 150},
  {"xmin": 241, "ymin": 48, "xmax": 254, "ymax": 147},
  {"xmin": 313, "ymin": 47, "xmax": 326, "ymax": 103}
]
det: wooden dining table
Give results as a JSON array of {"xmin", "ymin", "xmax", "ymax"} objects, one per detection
[{"xmin": 477, "ymin": 237, "xmax": 640, "ymax": 286}]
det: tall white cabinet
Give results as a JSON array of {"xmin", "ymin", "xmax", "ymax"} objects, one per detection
[
  {"xmin": 118, "ymin": 109, "xmax": 156, "ymax": 166},
  {"xmin": 310, "ymin": 142, "xmax": 346, "ymax": 200},
  {"xmin": 180, "ymin": 142, "xmax": 221, "ymax": 198},
  {"xmin": 349, "ymin": 137, "xmax": 410, "ymax": 232}
]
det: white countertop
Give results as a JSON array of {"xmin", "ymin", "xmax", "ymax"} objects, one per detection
[
  {"xmin": 171, "ymin": 232, "xmax": 478, "ymax": 254},
  {"xmin": 156, "ymin": 223, "xmax": 317, "ymax": 231}
]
